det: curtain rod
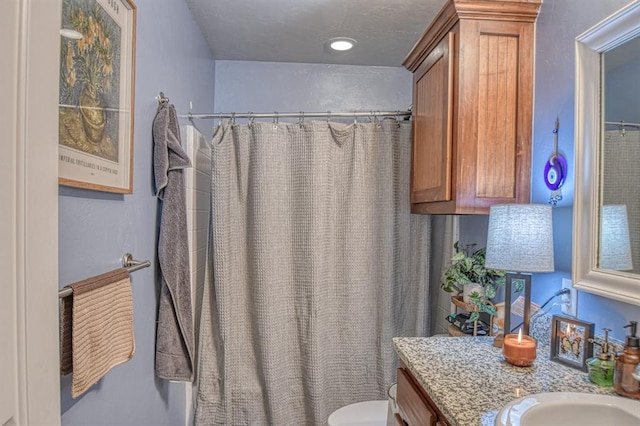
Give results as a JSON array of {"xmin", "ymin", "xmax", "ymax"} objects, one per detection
[
  {"xmin": 605, "ymin": 121, "xmax": 640, "ymax": 128},
  {"xmin": 178, "ymin": 110, "xmax": 413, "ymax": 120},
  {"xmin": 156, "ymin": 92, "xmax": 412, "ymax": 121}
]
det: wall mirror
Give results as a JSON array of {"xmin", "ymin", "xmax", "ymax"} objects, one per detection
[{"xmin": 574, "ymin": 0, "xmax": 640, "ymax": 306}]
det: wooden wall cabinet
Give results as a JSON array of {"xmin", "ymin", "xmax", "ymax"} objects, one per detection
[
  {"xmin": 404, "ymin": 0, "xmax": 541, "ymax": 214},
  {"xmin": 394, "ymin": 365, "xmax": 450, "ymax": 426}
]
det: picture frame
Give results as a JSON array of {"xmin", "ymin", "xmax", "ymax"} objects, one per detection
[
  {"xmin": 550, "ymin": 314, "xmax": 595, "ymax": 371},
  {"xmin": 58, "ymin": 0, "xmax": 137, "ymax": 193}
]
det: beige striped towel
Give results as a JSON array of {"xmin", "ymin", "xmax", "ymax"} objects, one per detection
[
  {"xmin": 59, "ymin": 295, "xmax": 73, "ymax": 375},
  {"xmin": 60, "ymin": 268, "xmax": 135, "ymax": 398}
]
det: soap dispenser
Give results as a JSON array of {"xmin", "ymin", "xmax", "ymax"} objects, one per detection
[
  {"xmin": 587, "ymin": 328, "xmax": 614, "ymax": 387},
  {"xmin": 614, "ymin": 321, "xmax": 640, "ymax": 399}
]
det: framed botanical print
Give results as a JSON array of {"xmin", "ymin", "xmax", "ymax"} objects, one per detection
[
  {"xmin": 550, "ymin": 314, "xmax": 595, "ymax": 371},
  {"xmin": 58, "ymin": 0, "xmax": 136, "ymax": 193}
]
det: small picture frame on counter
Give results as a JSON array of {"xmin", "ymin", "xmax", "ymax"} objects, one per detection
[{"xmin": 550, "ymin": 314, "xmax": 594, "ymax": 371}]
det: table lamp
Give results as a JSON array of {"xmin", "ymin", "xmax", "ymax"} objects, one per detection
[
  {"xmin": 600, "ymin": 204, "xmax": 633, "ymax": 271},
  {"xmin": 485, "ymin": 204, "xmax": 554, "ymax": 338}
]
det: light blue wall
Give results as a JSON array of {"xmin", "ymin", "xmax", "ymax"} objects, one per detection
[
  {"xmin": 58, "ymin": 0, "xmax": 214, "ymax": 424},
  {"xmin": 214, "ymin": 60, "xmax": 412, "ymax": 116},
  {"xmin": 529, "ymin": 0, "xmax": 640, "ymax": 341},
  {"xmin": 531, "ymin": 0, "xmax": 633, "ymax": 206}
]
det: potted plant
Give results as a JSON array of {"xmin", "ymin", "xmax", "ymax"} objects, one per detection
[{"xmin": 441, "ymin": 242, "xmax": 506, "ymax": 322}]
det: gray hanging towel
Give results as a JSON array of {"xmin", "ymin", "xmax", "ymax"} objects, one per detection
[{"xmin": 153, "ymin": 102, "xmax": 194, "ymax": 381}]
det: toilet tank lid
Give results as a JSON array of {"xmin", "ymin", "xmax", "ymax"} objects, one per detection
[{"xmin": 327, "ymin": 400, "xmax": 388, "ymax": 425}]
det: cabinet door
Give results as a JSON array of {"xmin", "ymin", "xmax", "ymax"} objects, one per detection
[
  {"xmin": 456, "ymin": 19, "xmax": 533, "ymax": 209},
  {"xmin": 397, "ymin": 368, "xmax": 437, "ymax": 426},
  {"xmin": 411, "ymin": 33, "xmax": 454, "ymax": 204}
]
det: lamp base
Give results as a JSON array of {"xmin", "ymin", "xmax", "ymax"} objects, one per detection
[
  {"xmin": 493, "ymin": 333, "xmax": 504, "ymax": 348},
  {"xmin": 504, "ymin": 272, "xmax": 532, "ymax": 335}
]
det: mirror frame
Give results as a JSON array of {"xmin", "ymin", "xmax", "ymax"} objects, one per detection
[{"xmin": 574, "ymin": 0, "xmax": 640, "ymax": 306}]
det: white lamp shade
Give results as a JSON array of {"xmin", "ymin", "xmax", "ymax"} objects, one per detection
[
  {"xmin": 600, "ymin": 204, "xmax": 633, "ymax": 271},
  {"xmin": 485, "ymin": 204, "xmax": 554, "ymax": 272}
]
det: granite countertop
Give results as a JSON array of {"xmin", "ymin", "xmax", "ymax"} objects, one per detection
[{"xmin": 393, "ymin": 336, "xmax": 617, "ymax": 426}]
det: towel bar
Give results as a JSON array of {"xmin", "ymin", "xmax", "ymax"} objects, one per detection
[{"xmin": 58, "ymin": 253, "xmax": 150, "ymax": 299}]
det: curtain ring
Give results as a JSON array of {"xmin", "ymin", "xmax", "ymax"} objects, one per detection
[
  {"xmin": 353, "ymin": 112, "xmax": 357, "ymax": 125},
  {"xmin": 248, "ymin": 112, "xmax": 255, "ymax": 125},
  {"xmin": 231, "ymin": 112, "xmax": 236, "ymax": 125},
  {"xmin": 273, "ymin": 112, "xmax": 278, "ymax": 129},
  {"xmin": 327, "ymin": 111, "xmax": 331, "ymax": 123},
  {"xmin": 299, "ymin": 111, "xmax": 304, "ymax": 126},
  {"xmin": 373, "ymin": 111, "xmax": 381, "ymax": 128}
]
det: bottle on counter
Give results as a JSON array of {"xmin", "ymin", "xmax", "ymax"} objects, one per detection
[
  {"xmin": 614, "ymin": 321, "xmax": 640, "ymax": 399},
  {"xmin": 587, "ymin": 328, "xmax": 614, "ymax": 387}
]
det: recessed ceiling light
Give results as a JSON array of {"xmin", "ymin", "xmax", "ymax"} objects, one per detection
[
  {"xmin": 59, "ymin": 29, "xmax": 83, "ymax": 40},
  {"xmin": 328, "ymin": 37, "xmax": 357, "ymax": 52}
]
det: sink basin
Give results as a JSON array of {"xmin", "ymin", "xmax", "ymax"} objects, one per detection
[{"xmin": 495, "ymin": 392, "xmax": 640, "ymax": 426}]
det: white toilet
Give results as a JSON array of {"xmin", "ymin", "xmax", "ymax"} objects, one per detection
[
  {"xmin": 327, "ymin": 400, "xmax": 388, "ymax": 426},
  {"xmin": 327, "ymin": 384, "xmax": 397, "ymax": 426}
]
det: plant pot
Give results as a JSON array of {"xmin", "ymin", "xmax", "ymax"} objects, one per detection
[
  {"xmin": 462, "ymin": 283, "xmax": 485, "ymax": 304},
  {"xmin": 79, "ymin": 88, "xmax": 106, "ymax": 144}
]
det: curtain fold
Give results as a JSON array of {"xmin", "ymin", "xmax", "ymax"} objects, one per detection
[{"xmin": 195, "ymin": 119, "xmax": 430, "ymax": 425}]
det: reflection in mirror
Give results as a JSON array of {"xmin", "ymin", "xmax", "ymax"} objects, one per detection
[
  {"xmin": 574, "ymin": 0, "xmax": 640, "ymax": 306},
  {"xmin": 601, "ymin": 36, "xmax": 640, "ymax": 274},
  {"xmin": 599, "ymin": 205, "xmax": 633, "ymax": 271}
]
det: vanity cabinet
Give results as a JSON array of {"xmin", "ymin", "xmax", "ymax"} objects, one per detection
[
  {"xmin": 404, "ymin": 0, "xmax": 541, "ymax": 214},
  {"xmin": 394, "ymin": 364, "xmax": 450, "ymax": 426}
]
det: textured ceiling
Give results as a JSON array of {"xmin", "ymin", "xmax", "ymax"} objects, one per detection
[{"xmin": 184, "ymin": 0, "xmax": 447, "ymax": 67}]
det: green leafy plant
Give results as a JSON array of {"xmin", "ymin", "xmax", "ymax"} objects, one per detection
[{"xmin": 441, "ymin": 242, "xmax": 506, "ymax": 322}]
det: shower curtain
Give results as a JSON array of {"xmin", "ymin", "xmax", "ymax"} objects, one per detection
[{"xmin": 195, "ymin": 119, "xmax": 431, "ymax": 425}]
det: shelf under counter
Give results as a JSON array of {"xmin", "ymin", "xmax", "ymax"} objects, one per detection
[{"xmin": 392, "ymin": 337, "xmax": 616, "ymax": 426}]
